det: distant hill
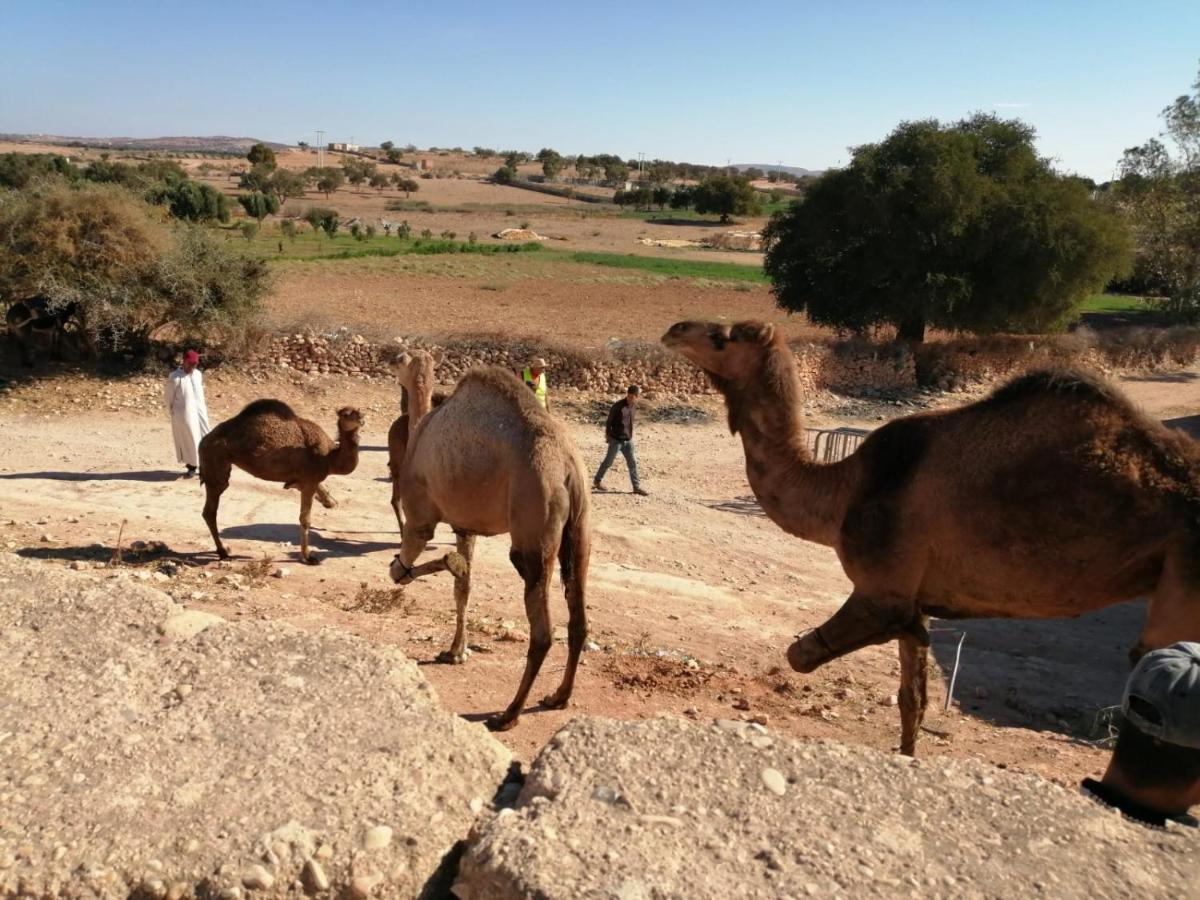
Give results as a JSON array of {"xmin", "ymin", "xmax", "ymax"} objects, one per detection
[
  {"xmin": 732, "ymin": 163, "xmax": 823, "ymax": 178},
  {"xmin": 0, "ymin": 134, "xmax": 289, "ymax": 154}
]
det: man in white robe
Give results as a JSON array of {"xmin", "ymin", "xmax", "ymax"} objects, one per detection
[{"xmin": 164, "ymin": 349, "xmax": 210, "ymax": 478}]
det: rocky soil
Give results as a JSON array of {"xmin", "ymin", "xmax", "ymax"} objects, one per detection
[
  {"xmin": 0, "ymin": 557, "xmax": 511, "ymax": 898},
  {"xmin": 455, "ymin": 717, "xmax": 1200, "ymax": 900}
]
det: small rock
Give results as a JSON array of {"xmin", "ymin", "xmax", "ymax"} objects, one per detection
[
  {"xmin": 40, "ymin": 533, "xmax": 54, "ymax": 543},
  {"xmin": 302, "ymin": 859, "xmax": 330, "ymax": 893},
  {"xmin": 159, "ymin": 609, "xmax": 225, "ymax": 641},
  {"xmin": 584, "ymin": 640, "xmax": 601, "ymax": 652},
  {"xmin": 732, "ymin": 697, "xmax": 751, "ymax": 711},
  {"xmin": 349, "ymin": 872, "xmax": 383, "ymax": 898},
  {"xmin": 242, "ymin": 864, "xmax": 274, "ymax": 890},
  {"xmin": 273, "ymin": 568, "xmax": 290, "ymax": 579},
  {"xmin": 363, "ymin": 824, "xmax": 393, "ymax": 850},
  {"xmin": 760, "ymin": 768, "xmax": 787, "ymax": 796}
]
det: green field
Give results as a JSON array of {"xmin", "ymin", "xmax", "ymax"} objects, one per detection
[
  {"xmin": 554, "ymin": 251, "xmax": 767, "ymax": 283},
  {"xmin": 1080, "ymin": 293, "xmax": 1149, "ymax": 314},
  {"xmin": 233, "ymin": 229, "xmax": 543, "ymax": 261}
]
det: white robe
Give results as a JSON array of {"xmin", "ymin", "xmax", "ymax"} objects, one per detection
[{"xmin": 164, "ymin": 368, "xmax": 211, "ymax": 467}]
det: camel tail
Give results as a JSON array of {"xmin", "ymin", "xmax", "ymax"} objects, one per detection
[{"xmin": 558, "ymin": 466, "xmax": 591, "ymax": 606}]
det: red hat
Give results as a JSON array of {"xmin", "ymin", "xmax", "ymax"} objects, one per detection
[{"xmin": 183, "ymin": 350, "xmax": 200, "ymax": 365}]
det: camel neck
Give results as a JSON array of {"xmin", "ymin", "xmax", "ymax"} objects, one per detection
[
  {"xmin": 331, "ymin": 429, "xmax": 360, "ymax": 474},
  {"xmin": 725, "ymin": 361, "xmax": 856, "ymax": 548}
]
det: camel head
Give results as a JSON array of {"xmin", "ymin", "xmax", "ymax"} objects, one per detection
[
  {"xmin": 662, "ymin": 320, "xmax": 780, "ymax": 387},
  {"xmin": 336, "ymin": 406, "xmax": 364, "ymax": 433},
  {"xmin": 389, "ymin": 349, "xmax": 437, "ymax": 393}
]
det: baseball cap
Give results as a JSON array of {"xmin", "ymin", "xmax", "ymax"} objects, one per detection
[
  {"xmin": 627, "ymin": 385, "xmax": 641, "ymax": 394},
  {"xmin": 1123, "ymin": 642, "xmax": 1200, "ymax": 749}
]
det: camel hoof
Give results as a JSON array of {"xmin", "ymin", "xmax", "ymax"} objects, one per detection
[
  {"xmin": 485, "ymin": 714, "xmax": 518, "ymax": 732},
  {"xmin": 217, "ymin": 549, "xmax": 231, "ymax": 561},
  {"xmin": 541, "ymin": 692, "xmax": 570, "ymax": 710},
  {"xmin": 301, "ymin": 555, "xmax": 322, "ymax": 566},
  {"xmin": 786, "ymin": 634, "xmax": 827, "ymax": 673},
  {"xmin": 436, "ymin": 648, "xmax": 470, "ymax": 665}
]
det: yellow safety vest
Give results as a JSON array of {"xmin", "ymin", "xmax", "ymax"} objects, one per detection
[{"xmin": 522, "ymin": 368, "xmax": 547, "ymax": 408}]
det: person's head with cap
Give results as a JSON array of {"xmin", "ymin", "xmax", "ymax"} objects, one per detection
[
  {"xmin": 626, "ymin": 384, "xmax": 641, "ymax": 404},
  {"xmin": 528, "ymin": 357, "xmax": 547, "ymax": 379},
  {"xmin": 182, "ymin": 349, "xmax": 200, "ymax": 373},
  {"xmin": 1099, "ymin": 642, "xmax": 1200, "ymax": 818}
]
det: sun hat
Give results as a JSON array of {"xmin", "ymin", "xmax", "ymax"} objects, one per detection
[
  {"xmin": 1123, "ymin": 642, "xmax": 1200, "ymax": 748},
  {"xmin": 529, "ymin": 357, "xmax": 548, "ymax": 369}
]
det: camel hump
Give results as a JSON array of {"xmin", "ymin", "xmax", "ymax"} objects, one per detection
[
  {"xmin": 986, "ymin": 368, "xmax": 1127, "ymax": 410},
  {"xmin": 237, "ymin": 398, "xmax": 297, "ymax": 420}
]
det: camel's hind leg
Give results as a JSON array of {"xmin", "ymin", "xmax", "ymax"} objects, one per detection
[
  {"xmin": 437, "ymin": 531, "xmax": 476, "ymax": 665},
  {"xmin": 314, "ymin": 484, "xmax": 337, "ymax": 509},
  {"xmin": 1132, "ymin": 538, "xmax": 1200, "ymax": 661},
  {"xmin": 542, "ymin": 519, "xmax": 590, "ymax": 711},
  {"xmin": 898, "ymin": 618, "xmax": 930, "ymax": 757},
  {"xmin": 298, "ymin": 485, "xmax": 319, "ymax": 565},
  {"xmin": 488, "ymin": 546, "xmax": 555, "ymax": 732},
  {"xmin": 389, "ymin": 467, "xmax": 404, "ymax": 533},
  {"xmin": 200, "ymin": 457, "xmax": 232, "ymax": 560}
]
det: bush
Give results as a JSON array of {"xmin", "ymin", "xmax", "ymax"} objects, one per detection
[
  {"xmin": 397, "ymin": 221, "xmax": 411, "ymax": 239},
  {"xmin": 304, "ymin": 206, "xmax": 339, "ymax": 238},
  {"xmin": 420, "ymin": 228, "xmax": 433, "ymax": 239},
  {"xmin": 239, "ymin": 220, "xmax": 259, "ymax": 241},
  {"xmin": 0, "ymin": 152, "xmax": 79, "ymax": 189},
  {"xmin": 238, "ymin": 191, "xmax": 279, "ymax": 222},
  {"xmin": 0, "ymin": 181, "xmax": 268, "ymax": 353},
  {"xmin": 493, "ymin": 165, "xmax": 517, "ymax": 185},
  {"xmin": 280, "ymin": 219, "xmax": 297, "ymax": 241}
]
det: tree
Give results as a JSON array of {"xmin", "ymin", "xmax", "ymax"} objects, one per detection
[
  {"xmin": 381, "ymin": 140, "xmax": 395, "ymax": 152},
  {"xmin": 268, "ymin": 168, "xmax": 308, "ymax": 205},
  {"xmin": 603, "ymin": 160, "xmax": 629, "ymax": 185},
  {"xmin": 742, "ymin": 167, "xmax": 765, "ymax": 182},
  {"xmin": 763, "ymin": 115, "xmax": 1132, "ymax": 343},
  {"xmin": 314, "ymin": 169, "xmax": 344, "ymax": 197},
  {"xmin": 280, "ymin": 218, "xmax": 297, "ymax": 241},
  {"xmin": 238, "ymin": 191, "xmax": 280, "ymax": 222},
  {"xmin": 0, "ymin": 181, "xmax": 268, "ymax": 353},
  {"xmin": 297, "ymin": 141, "xmax": 309, "ymax": 151},
  {"xmin": 537, "ymin": 148, "xmax": 565, "ymax": 180},
  {"xmin": 385, "ymin": 148, "xmax": 402, "ymax": 164},
  {"xmin": 392, "ymin": 175, "xmax": 418, "ymax": 197},
  {"xmin": 670, "ymin": 185, "xmax": 694, "ymax": 210},
  {"xmin": 304, "ymin": 206, "xmax": 339, "ymax": 238},
  {"xmin": 652, "ymin": 186, "xmax": 672, "ymax": 209},
  {"xmin": 370, "ymin": 172, "xmax": 390, "ymax": 192},
  {"xmin": 1109, "ymin": 65, "xmax": 1200, "ymax": 319},
  {"xmin": 493, "ymin": 165, "xmax": 517, "ymax": 185},
  {"xmin": 166, "ymin": 180, "xmax": 230, "ymax": 223},
  {"xmin": 240, "ymin": 163, "xmax": 274, "ymax": 192},
  {"xmin": 692, "ymin": 174, "xmax": 762, "ymax": 222},
  {"xmin": 246, "ymin": 142, "xmax": 277, "ymax": 171},
  {"xmin": 342, "ymin": 158, "xmax": 376, "ymax": 188}
]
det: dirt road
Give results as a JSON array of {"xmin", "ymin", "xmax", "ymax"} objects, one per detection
[{"xmin": 1, "ymin": 367, "xmax": 1197, "ymax": 784}]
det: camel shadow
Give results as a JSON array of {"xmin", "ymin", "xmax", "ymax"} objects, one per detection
[
  {"xmin": 928, "ymin": 600, "xmax": 1144, "ymax": 743},
  {"xmin": 1164, "ymin": 414, "xmax": 1200, "ymax": 438},
  {"xmin": 221, "ymin": 523, "xmax": 399, "ymax": 556},
  {"xmin": 0, "ymin": 470, "xmax": 184, "ymax": 483},
  {"xmin": 16, "ymin": 542, "xmax": 214, "ymax": 566},
  {"xmin": 708, "ymin": 495, "xmax": 766, "ymax": 518},
  {"xmin": 1120, "ymin": 372, "xmax": 1200, "ymax": 384}
]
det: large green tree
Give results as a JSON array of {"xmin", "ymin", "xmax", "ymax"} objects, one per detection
[
  {"xmin": 1108, "ymin": 66, "xmax": 1200, "ymax": 319},
  {"xmin": 246, "ymin": 142, "xmax": 277, "ymax": 171},
  {"xmin": 763, "ymin": 115, "xmax": 1132, "ymax": 342},
  {"xmin": 238, "ymin": 191, "xmax": 280, "ymax": 222},
  {"xmin": 692, "ymin": 174, "xmax": 762, "ymax": 222}
]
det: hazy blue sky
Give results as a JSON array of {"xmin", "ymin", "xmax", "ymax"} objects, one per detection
[{"xmin": 2, "ymin": 1, "xmax": 1197, "ymax": 180}]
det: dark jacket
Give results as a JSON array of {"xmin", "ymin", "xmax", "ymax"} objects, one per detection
[{"xmin": 604, "ymin": 398, "xmax": 635, "ymax": 442}]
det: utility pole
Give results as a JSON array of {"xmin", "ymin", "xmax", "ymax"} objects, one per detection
[
  {"xmin": 315, "ymin": 130, "xmax": 325, "ymax": 169},
  {"xmin": 638, "ymin": 152, "xmax": 645, "ymax": 179}
]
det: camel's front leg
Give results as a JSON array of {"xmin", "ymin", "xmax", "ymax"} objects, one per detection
[
  {"xmin": 298, "ymin": 486, "xmax": 318, "ymax": 565},
  {"xmin": 488, "ymin": 548, "xmax": 554, "ymax": 732},
  {"xmin": 898, "ymin": 620, "xmax": 930, "ymax": 756},
  {"xmin": 787, "ymin": 590, "xmax": 919, "ymax": 673},
  {"xmin": 314, "ymin": 484, "xmax": 337, "ymax": 509},
  {"xmin": 437, "ymin": 531, "xmax": 476, "ymax": 665}
]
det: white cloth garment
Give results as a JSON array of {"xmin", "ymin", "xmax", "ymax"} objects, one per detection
[{"xmin": 164, "ymin": 367, "xmax": 211, "ymax": 467}]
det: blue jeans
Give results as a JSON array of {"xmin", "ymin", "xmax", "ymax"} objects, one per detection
[{"xmin": 594, "ymin": 439, "xmax": 640, "ymax": 489}]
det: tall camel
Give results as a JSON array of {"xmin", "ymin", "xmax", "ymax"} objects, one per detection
[
  {"xmin": 388, "ymin": 367, "xmax": 592, "ymax": 731},
  {"xmin": 199, "ymin": 400, "xmax": 363, "ymax": 564},
  {"xmin": 385, "ymin": 349, "xmax": 445, "ymax": 532},
  {"xmin": 663, "ymin": 320, "xmax": 1200, "ymax": 755}
]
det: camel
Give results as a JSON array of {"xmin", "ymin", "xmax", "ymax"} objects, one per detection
[
  {"xmin": 199, "ymin": 400, "xmax": 363, "ymax": 564},
  {"xmin": 388, "ymin": 366, "xmax": 591, "ymax": 731},
  {"xmin": 5, "ymin": 298, "xmax": 79, "ymax": 367},
  {"xmin": 663, "ymin": 320, "xmax": 1200, "ymax": 755},
  {"xmin": 385, "ymin": 349, "xmax": 446, "ymax": 532}
]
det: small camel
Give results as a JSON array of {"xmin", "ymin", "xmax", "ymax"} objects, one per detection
[
  {"xmin": 388, "ymin": 367, "xmax": 591, "ymax": 731},
  {"xmin": 199, "ymin": 400, "xmax": 363, "ymax": 564},
  {"xmin": 664, "ymin": 320, "xmax": 1200, "ymax": 755},
  {"xmin": 6, "ymin": 297, "xmax": 79, "ymax": 367},
  {"xmin": 385, "ymin": 349, "xmax": 446, "ymax": 532}
]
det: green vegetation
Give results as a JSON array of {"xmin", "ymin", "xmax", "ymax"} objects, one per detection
[
  {"xmin": 235, "ymin": 229, "xmax": 544, "ymax": 261},
  {"xmin": 692, "ymin": 174, "xmax": 763, "ymax": 222},
  {"xmin": 764, "ymin": 114, "xmax": 1132, "ymax": 342},
  {"xmin": 555, "ymin": 251, "xmax": 766, "ymax": 283},
  {"xmin": 1080, "ymin": 293, "xmax": 1149, "ymax": 314}
]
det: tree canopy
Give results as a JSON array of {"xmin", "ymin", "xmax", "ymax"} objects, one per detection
[
  {"xmin": 763, "ymin": 115, "xmax": 1132, "ymax": 341},
  {"xmin": 692, "ymin": 174, "xmax": 762, "ymax": 222},
  {"xmin": 246, "ymin": 142, "xmax": 277, "ymax": 171}
]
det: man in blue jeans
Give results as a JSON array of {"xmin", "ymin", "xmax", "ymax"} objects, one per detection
[{"xmin": 593, "ymin": 385, "xmax": 648, "ymax": 495}]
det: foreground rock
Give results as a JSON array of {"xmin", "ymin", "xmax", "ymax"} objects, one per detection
[
  {"xmin": 0, "ymin": 556, "xmax": 511, "ymax": 898},
  {"xmin": 455, "ymin": 717, "xmax": 1198, "ymax": 899}
]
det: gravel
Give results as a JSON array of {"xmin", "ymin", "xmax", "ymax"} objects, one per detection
[
  {"xmin": 0, "ymin": 556, "xmax": 511, "ymax": 898},
  {"xmin": 454, "ymin": 716, "xmax": 1199, "ymax": 899}
]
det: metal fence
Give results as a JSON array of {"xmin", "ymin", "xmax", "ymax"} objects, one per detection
[{"xmin": 804, "ymin": 427, "xmax": 869, "ymax": 462}]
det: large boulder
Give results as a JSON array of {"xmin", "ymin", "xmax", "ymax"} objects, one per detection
[
  {"xmin": 0, "ymin": 556, "xmax": 511, "ymax": 898},
  {"xmin": 455, "ymin": 717, "xmax": 1198, "ymax": 899}
]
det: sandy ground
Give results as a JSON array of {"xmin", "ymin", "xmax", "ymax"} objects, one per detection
[{"xmin": 3, "ymin": 365, "xmax": 1196, "ymax": 788}]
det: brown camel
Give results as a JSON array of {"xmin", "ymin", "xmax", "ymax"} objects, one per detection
[
  {"xmin": 199, "ymin": 400, "xmax": 363, "ymax": 564},
  {"xmin": 388, "ymin": 367, "xmax": 592, "ymax": 731},
  {"xmin": 663, "ymin": 320, "xmax": 1200, "ymax": 755},
  {"xmin": 385, "ymin": 349, "xmax": 445, "ymax": 532}
]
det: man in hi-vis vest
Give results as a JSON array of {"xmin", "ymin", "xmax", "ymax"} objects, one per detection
[{"xmin": 521, "ymin": 357, "xmax": 550, "ymax": 411}]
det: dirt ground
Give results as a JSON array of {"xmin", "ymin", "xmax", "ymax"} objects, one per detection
[{"xmin": 3, "ymin": 363, "xmax": 1196, "ymax": 790}]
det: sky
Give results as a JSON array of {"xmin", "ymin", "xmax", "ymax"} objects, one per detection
[{"xmin": 1, "ymin": 1, "xmax": 1197, "ymax": 181}]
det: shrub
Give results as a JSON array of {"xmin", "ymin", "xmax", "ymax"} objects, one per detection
[
  {"xmin": 397, "ymin": 221, "xmax": 411, "ymax": 239},
  {"xmin": 280, "ymin": 218, "xmax": 297, "ymax": 241},
  {"xmin": 239, "ymin": 221, "xmax": 259, "ymax": 241},
  {"xmin": 304, "ymin": 206, "xmax": 339, "ymax": 237},
  {"xmin": 420, "ymin": 228, "xmax": 433, "ymax": 239}
]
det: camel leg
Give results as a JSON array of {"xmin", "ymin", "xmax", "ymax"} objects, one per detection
[
  {"xmin": 298, "ymin": 486, "xmax": 319, "ymax": 565},
  {"xmin": 389, "ymin": 468, "xmax": 404, "ymax": 533},
  {"xmin": 542, "ymin": 524, "xmax": 589, "ymax": 710},
  {"xmin": 1132, "ymin": 539, "xmax": 1200, "ymax": 662},
  {"xmin": 897, "ymin": 619, "xmax": 930, "ymax": 756},
  {"xmin": 787, "ymin": 590, "xmax": 918, "ymax": 673},
  {"xmin": 437, "ymin": 531, "xmax": 476, "ymax": 665},
  {"xmin": 200, "ymin": 463, "xmax": 232, "ymax": 560},
  {"xmin": 315, "ymin": 484, "xmax": 337, "ymax": 509},
  {"xmin": 488, "ymin": 547, "xmax": 554, "ymax": 732}
]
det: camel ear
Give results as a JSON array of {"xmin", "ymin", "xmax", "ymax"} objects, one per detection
[
  {"xmin": 730, "ymin": 321, "xmax": 775, "ymax": 345},
  {"xmin": 430, "ymin": 348, "xmax": 445, "ymax": 365}
]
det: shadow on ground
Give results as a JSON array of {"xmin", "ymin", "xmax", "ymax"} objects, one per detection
[
  {"xmin": 708, "ymin": 495, "xmax": 766, "ymax": 518},
  {"xmin": 929, "ymin": 600, "xmax": 1144, "ymax": 744},
  {"xmin": 1163, "ymin": 414, "xmax": 1200, "ymax": 438},
  {"xmin": 221, "ymin": 522, "xmax": 399, "ymax": 557},
  {"xmin": 0, "ymin": 470, "xmax": 183, "ymax": 483}
]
